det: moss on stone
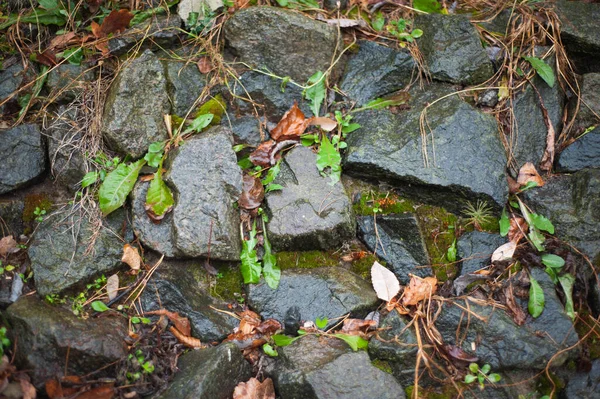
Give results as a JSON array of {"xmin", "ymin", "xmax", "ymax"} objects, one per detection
[
  {"xmin": 22, "ymin": 193, "xmax": 52, "ymax": 223},
  {"xmin": 276, "ymin": 250, "xmax": 339, "ymax": 270},
  {"xmin": 371, "ymin": 359, "xmax": 393, "ymax": 374},
  {"xmin": 349, "ymin": 253, "xmax": 379, "ymax": 280},
  {"xmin": 211, "ymin": 265, "xmax": 244, "ymax": 302},
  {"xmin": 405, "ymin": 384, "xmax": 459, "ymax": 399},
  {"xmin": 415, "ymin": 205, "xmax": 458, "ymax": 282},
  {"xmin": 352, "ymin": 188, "xmax": 416, "ymax": 217}
]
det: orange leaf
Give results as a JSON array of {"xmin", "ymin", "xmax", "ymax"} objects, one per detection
[
  {"xmin": 233, "ymin": 377, "xmax": 275, "ymax": 399},
  {"xmin": 517, "ymin": 162, "xmax": 544, "ymax": 188},
  {"xmin": 270, "ymin": 102, "xmax": 309, "ymax": 142},
  {"xmin": 75, "ymin": 384, "xmax": 115, "ymax": 399},
  {"xmin": 402, "ymin": 275, "xmax": 437, "ymax": 306},
  {"xmin": 169, "ymin": 326, "xmax": 204, "ymax": 348},
  {"xmin": 121, "ymin": 244, "xmax": 141, "ymax": 272},
  {"xmin": 91, "ymin": 21, "xmax": 103, "ymax": 38},
  {"xmin": 508, "ymin": 217, "xmax": 528, "ymax": 244},
  {"xmin": 249, "ymin": 140, "xmax": 276, "ymax": 167}
]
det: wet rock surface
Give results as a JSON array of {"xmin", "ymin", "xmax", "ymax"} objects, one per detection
[
  {"xmin": 563, "ymin": 359, "xmax": 600, "ymax": 399},
  {"xmin": 457, "ymin": 231, "xmax": 506, "ymax": 275},
  {"xmin": 46, "ymin": 64, "xmax": 94, "ymax": 103},
  {"xmin": 164, "ymin": 59, "xmax": 207, "ymax": 116},
  {"xmin": 570, "ymin": 72, "xmax": 600, "ymax": 135},
  {"xmin": 556, "ymin": 127, "xmax": 600, "ymax": 172},
  {"xmin": 108, "ymin": 15, "xmax": 183, "ymax": 56},
  {"xmin": 0, "ymin": 124, "xmax": 46, "ymax": 194},
  {"xmin": 0, "ymin": 61, "xmax": 36, "ymax": 114},
  {"xmin": 555, "ymin": 0, "xmax": 600, "ymax": 73}
]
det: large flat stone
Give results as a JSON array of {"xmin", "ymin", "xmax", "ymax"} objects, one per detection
[{"xmin": 0, "ymin": 124, "xmax": 46, "ymax": 194}]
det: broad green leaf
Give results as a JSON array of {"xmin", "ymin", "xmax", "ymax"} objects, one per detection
[
  {"xmin": 524, "ymin": 56, "xmax": 555, "ymax": 88},
  {"xmin": 558, "ymin": 274, "xmax": 576, "ymax": 320},
  {"xmin": 91, "ymin": 301, "xmax": 109, "ymax": 312},
  {"xmin": 240, "ymin": 222, "xmax": 261, "ymax": 284},
  {"xmin": 262, "ymin": 219, "xmax": 280, "ymax": 289},
  {"xmin": 342, "ymin": 123, "xmax": 361, "ymax": 134},
  {"xmin": 464, "ymin": 374, "xmax": 477, "ymax": 384},
  {"xmin": 301, "ymin": 134, "xmax": 318, "ymax": 147},
  {"xmin": 304, "ymin": 71, "xmax": 326, "ymax": 117},
  {"xmin": 183, "ymin": 113, "xmax": 214, "ymax": 134},
  {"xmin": 144, "ymin": 141, "xmax": 166, "ymax": 168},
  {"xmin": 519, "ymin": 181, "xmax": 539, "ymax": 192},
  {"xmin": 528, "ymin": 229, "xmax": 546, "ymax": 252},
  {"xmin": 469, "ymin": 363, "xmax": 479, "ymax": 373},
  {"xmin": 262, "ymin": 343, "xmax": 278, "ymax": 357},
  {"xmin": 195, "ymin": 95, "xmax": 226, "ymax": 125},
  {"xmin": 541, "ymin": 254, "xmax": 565, "ymax": 269},
  {"xmin": 481, "ymin": 364, "xmax": 491, "ymax": 375},
  {"xmin": 528, "ymin": 275, "xmax": 545, "ymax": 318},
  {"xmin": 146, "ymin": 171, "xmax": 175, "ymax": 217},
  {"xmin": 272, "ymin": 334, "xmax": 300, "ymax": 347},
  {"xmin": 411, "ymin": 29, "xmax": 423, "ymax": 38},
  {"xmin": 488, "ymin": 373, "xmax": 501, "ymax": 383},
  {"xmin": 275, "ymin": 0, "xmax": 289, "ymax": 6},
  {"xmin": 357, "ymin": 93, "xmax": 410, "ymax": 111},
  {"xmin": 62, "ymin": 47, "xmax": 83, "ymax": 65},
  {"xmin": 261, "ymin": 161, "xmax": 281, "ymax": 186},
  {"xmin": 99, "ymin": 159, "xmax": 146, "ymax": 216},
  {"xmin": 0, "ymin": 9, "xmax": 67, "ymax": 30},
  {"xmin": 315, "ymin": 317, "xmax": 328, "ymax": 329},
  {"xmin": 264, "ymin": 183, "xmax": 283, "ymax": 193},
  {"xmin": 316, "ymin": 134, "xmax": 341, "ymax": 186},
  {"xmin": 372, "ymin": 11, "xmax": 385, "ymax": 31},
  {"xmin": 129, "ymin": 0, "xmax": 178, "ymax": 26},
  {"xmin": 332, "ymin": 333, "xmax": 368, "ymax": 351},
  {"xmin": 530, "ymin": 213, "xmax": 554, "ymax": 234},
  {"xmin": 545, "ymin": 267, "xmax": 558, "ymax": 284},
  {"xmin": 413, "ymin": 0, "xmax": 442, "ymax": 13},
  {"xmin": 238, "ymin": 157, "xmax": 253, "ymax": 170},
  {"xmin": 81, "ymin": 171, "xmax": 98, "ymax": 188},
  {"xmin": 499, "ymin": 208, "xmax": 510, "ymax": 237}
]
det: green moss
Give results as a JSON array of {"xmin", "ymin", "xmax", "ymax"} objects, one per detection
[
  {"xmin": 372, "ymin": 359, "xmax": 393, "ymax": 374},
  {"xmin": 415, "ymin": 205, "xmax": 458, "ymax": 282},
  {"xmin": 574, "ymin": 309, "xmax": 600, "ymax": 360},
  {"xmin": 212, "ymin": 265, "xmax": 244, "ymax": 302},
  {"xmin": 405, "ymin": 384, "xmax": 459, "ymax": 399},
  {"xmin": 350, "ymin": 253, "xmax": 379, "ymax": 280},
  {"xmin": 536, "ymin": 371, "xmax": 565, "ymax": 396},
  {"xmin": 352, "ymin": 189, "xmax": 416, "ymax": 216},
  {"xmin": 195, "ymin": 94, "xmax": 226, "ymax": 125},
  {"xmin": 276, "ymin": 250, "xmax": 339, "ymax": 270},
  {"xmin": 22, "ymin": 194, "xmax": 52, "ymax": 223}
]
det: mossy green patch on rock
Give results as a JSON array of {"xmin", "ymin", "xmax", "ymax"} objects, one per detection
[
  {"xmin": 371, "ymin": 359, "xmax": 393, "ymax": 374},
  {"xmin": 22, "ymin": 193, "xmax": 52, "ymax": 223},
  {"xmin": 210, "ymin": 264, "xmax": 244, "ymax": 302},
  {"xmin": 276, "ymin": 250, "xmax": 339, "ymax": 270},
  {"xmin": 415, "ymin": 205, "xmax": 458, "ymax": 282},
  {"xmin": 349, "ymin": 252, "xmax": 379, "ymax": 280},
  {"xmin": 405, "ymin": 384, "xmax": 459, "ymax": 399},
  {"xmin": 351, "ymin": 188, "xmax": 417, "ymax": 216}
]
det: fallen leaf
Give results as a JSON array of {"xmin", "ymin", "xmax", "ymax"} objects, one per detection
[
  {"xmin": 508, "ymin": 217, "xmax": 528, "ymax": 244},
  {"xmin": 121, "ymin": 244, "xmax": 141, "ymax": 272},
  {"xmin": 517, "ymin": 162, "xmax": 544, "ymax": 187},
  {"xmin": 491, "ymin": 241, "xmax": 517, "ymax": 262},
  {"xmin": 87, "ymin": 0, "xmax": 103, "ymax": 13},
  {"xmin": 35, "ymin": 50, "xmax": 57, "ymax": 66},
  {"xmin": 197, "ymin": 57, "xmax": 212, "ymax": 74},
  {"xmin": 371, "ymin": 261, "xmax": 400, "ymax": 302},
  {"xmin": 307, "ymin": 116, "xmax": 337, "ymax": 132},
  {"xmin": 444, "ymin": 344, "xmax": 478, "ymax": 363},
  {"xmin": 169, "ymin": 326, "xmax": 204, "ymax": 348},
  {"xmin": 238, "ymin": 310, "xmax": 262, "ymax": 335},
  {"xmin": 538, "ymin": 98, "xmax": 556, "ymax": 172},
  {"xmin": 341, "ymin": 318, "xmax": 377, "ymax": 335},
  {"xmin": 106, "ymin": 274, "xmax": 119, "ymax": 301},
  {"xmin": 0, "ymin": 236, "xmax": 18, "ymax": 257},
  {"xmin": 75, "ymin": 384, "xmax": 114, "ymax": 399},
  {"xmin": 269, "ymin": 102, "xmax": 308, "ymax": 142},
  {"xmin": 239, "ymin": 174, "xmax": 265, "ymax": 210},
  {"xmin": 93, "ymin": 9, "xmax": 134, "ymax": 38},
  {"xmin": 507, "ymin": 175, "xmax": 520, "ymax": 194},
  {"xmin": 504, "ymin": 284, "xmax": 526, "ymax": 326},
  {"xmin": 402, "ymin": 275, "xmax": 437, "ymax": 306},
  {"xmin": 249, "ymin": 140, "xmax": 277, "ymax": 167},
  {"xmin": 48, "ymin": 32, "xmax": 77, "ymax": 51},
  {"xmin": 145, "ymin": 309, "xmax": 191, "ymax": 336},
  {"xmin": 20, "ymin": 379, "xmax": 36, "ymax": 399},
  {"xmin": 255, "ymin": 319, "xmax": 282, "ymax": 336},
  {"xmin": 324, "ymin": 18, "xmax": 368, "ymax": 28},
  {"xmin": 233, "ymin": 377, "xmax": 275, "ymax": 399}
]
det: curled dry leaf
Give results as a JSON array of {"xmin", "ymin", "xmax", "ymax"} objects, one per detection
[
  {"xmin": 341, "ymin": 318, "xmax": 377, "ymax": 335},
  {"xmin": 491, "ymin": 241, "xmax": 517, "ymax": 263},
  {"xmin": 239, "ymin": 174, "xmax": 265, "ymax": 210},
  {"xmin": 508, "ymin": 217, "xmax": 528, "ymax": 244},
  {"xmin": 238, "ymin": 309, "xmax": 262, "ymax": 335},
  {"xmin": 121, "ymin": 244, "xmax": 141, "ymax": 272},
  {"xmin": 507, "ymin": 175, "xmax": 521, "ymax": 194},
  {"xmin": 197, "ymin": 57, "xmax": 212, "ymax": 74},
  {"xmin": 145, "ymin": 309, "xmax": 191, "ymax": 336},
  {"xmin": 504, "ymin": 283, "xmax": 526, "ymax": 326},
  {"xmin": 269, "ymin": 102, "xmax": 308, "ymax": 142},
  {"xmin": 48, "ymin": 32, "xmax": 77, "ymax": 51},
  {"xmin": 106, "ymin": 274, "xmax": 119, "ymax": 301},
  {"xmin": 517, "ymin": 162, "xmax": 544, "ymax": 187},
  {"xmin": 371, "ymin": 261, "xmax": 400, "ymax": 302},
  {"xmin": 444, "ymin": 344, "xmax": 478, "ymax": 363},
  {"xmin": 168, "ymin": 326, "xmax": 204, "ymax": 348},
  {"xmin": 307, "ymin": 116, "xmax": 337, "ymax": 132},
  {"xmin": 249, "ymin": 140, "xmax": 276, "ymax": 167},
  {"xmin": 36, "ymin": 50, "xmax": 57, "ymax": 66},
  {"xmin": 0, "ymin": 236, "xmax": 18, "ymax": 257},
  {"xmin": 92, "ymin": 9, "xmax": 134, "ymax": 38},
  {"xmin": 402, "ymin": 276, "xmax": 438, "ymax": 306},
  {"xmin": 233, "ymin": 377, "xmax": 276, "ymax": 399}
]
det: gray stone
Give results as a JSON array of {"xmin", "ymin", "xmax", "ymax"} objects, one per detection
[
  {"xmin": 0, "ymin": 199, "xmax": 24, "ymax": 236},
  {"xmin": 224, "ymin": 7, "xmax": 342, "ymax": 83},
  {"xmin": 28, "ymin": 209, "xmax": 129, "ymax": 295},
  {"xmin": 164, "ymin": 60, "xmax": 207, "ymax": 116},
  {"xmin": 435, "ymin": 270, "xmax": 579, "ymax": 371},
  {"xmin": 108, "ymin": 15, "xmax": 182, "ymax": 56},
  {"xmin": 555, "ymin": 0, "xmax": 600, "ymax": 73},
  {"xmin": 0, "ymin": 124, "xmax": 46, "ymax": 194},
  {"xmin": 139, "ymin": 258, "xmax": 239, "ymax": 342},
  {"xmin": 265, "ymin": 146, "xmax": 355, "ymax": 251},
  {"xmin": 155, "ymin": 343, "xmax": 252, "ymax": 399},
  {"xmin": 457, "ymin": 231, "xmax": 506, "ymax": 275},
  {"xmin": 343, "ymin": 84, "xmax": 508, "ymax": 213},
  {"xmin": 0, "ymin": 61, "xmax": 36, "ymax": 114},
  {"xmin": 340, "ymin": 40, "xmax": 415, "ymax": 106},
  {"xmin": 6, "ymin": 295, "xmax": 128, "ymax": 388},
  {"xmin": 357, "ymin": 214, "xmax": 431, "ymax": 284},
  {"xmin": 570, "ymin": 73, "xmax": 600, "ymax": 136},
  {"xmin": 563, "ymin": 359, "xmax": 600, "ymax": 399},
  {"xmin": 368, "ymin": 311, "xmax": 418, "ymax": 385},
  {"xmin": 102, "ymin": 50, "xmax": 170, "ymax": 159},
  {"xmin": 269, "ymin": 335, "xmax": 405, "ymax": 399},
  {"xmin": 523, "ymin": 168, "xmax": 600, "ymax": 264},
  {"xmin": 247, "ymin": 267, "xmax": 378, "ymax": 325},
  {"xmin": 415, "ymin": 14, "xmax": 494, "ymax": 85},
  {"xmin": 222, "ymin": 115, "xmax": 266, "ymax": 147},
  {"xmin": 556, "ymin": 127, "xmax": 600, "ymax": 172},
  {"xmin": 131, "ymin": 127, "xmax": 242, "ymax": 260},
  {"xmin": 46, "ymin": 64, "xmax": 94, "ymax": 103}
]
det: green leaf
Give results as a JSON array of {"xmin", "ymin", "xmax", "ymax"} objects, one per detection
[
  {"xmin": 481, "ymin": 364, "xmax": 491, "ymax": 375},
  {"xmin": 316, "ymin": 134, "xmax": 341, "ymax": 186},
  {"xmin": 541, "ymin": 254, "xmax": 565, "ymax": 269},
  {"xmin": 315, "ymin": 317, "xmax": 328, "ymax": 329},
  {"xmin": 272, "ymin": 334, "xmax": 300, "ymax": 347},
  {"xmin": 91, "ymin": 301, "xmax": 109, "ymax": 312},
  {"xmin": 262, "ymin": 343, "xmax": 278, "ymax": 357},
  {"xmin": 528, "ymin": 275, "xmax": 545, "ymax": 318},
  {"xmin": 301, "ymin": 134, "xmax": 318, "ymax": 147},
  {"xmin": 524, "ymin": 56, "xmax": 555, "ymax": 88},
  {"xmin": 195, "ymin": 95, "xmax": 226, "ymax": 125},
  {"xmin": 469, "ymin": 363, "xmax": 479, "ymax": 373},
  {"xmin": 304, "ymin": 71, "xmax": 326, "ymax": 117},
  {"xmin": 530, "ymin": 213, "xmax": 554, "ymax": 234},
  {"xmin": 558, "ymin": 274, "xmax": 576, "ymax": 320},
  {"xmin": 357, "ymin": 94, "xmax": 409, "ymax": 111},
  {"xmin": 413, "ymin": 0, "xmax": 442, "ymax": 13},
  {"xmin": 0, "ymin": 9, "xmax": 67, "ymax": 30},
  {"xmin": 182, "ymin": 113, "xmax": 214, "ymax": 134},
  {"xmin": 545, "ymin": 267, "xmax": 558, "ymax": 284},
  {"xmin": 146, "ymin": 171, "xmax": 175, "ymax": 217},
  {"xmin": 528, "ymin": 229, "xmax": 546, "ymax": 252},
  {"xmin": 265, "ymin": 184, "xmax": 283, "ymax": 193},
  {"xmin": 487, "ymin": 373, "xmax": 501, "ymax": 383},
  {"xmin": 332, "ymin": 334, "xmax": 368, "ymax": 351},
  {"xmin": 81, "ymin": 171, "xmax": 98, "ymax": 188},
  {"xmin": 411, "ymin": 29, "xmax": 423, "ymax": 38},
  {"xmin": 446, "ymin": 239, "xmax": 457, "ymax": 262},
  {"xmin": 499, "ymin": 208, "xmax": 510, "ymax": 237},
  {"xmin": 62, "ymin": 47, "xmax": 83, "ymax": 65},
  {"xmin": 519, "ymin": 181, "xmax": 539, "ymax": 192},
  {"xmin": 275, "ymin": 0, "xmax": 289, "ymax": 6},
  {"xmin": 342, "ymin": 123, "xmax": 361, "ymax": 135},
  {"xmin": 372, "ymin": 11, "xmax": 385, "ymax": 31},
  {"xmin": 261, "ymin": 161, "xmax": 281, "ymax": 186},
  {"xmin": 144, "ymin": 141, "xmax": 166, "ymax": 168},
  {"xmin": 262, "ymin": 218, "xmax": 280, "ymax": 289},
  {"xmin": 240, "ymin": 222, "xmax": 261, "ymax": 284},
  {"xmin": 99, "ymin": 159, "xmax": 146, "ymax": 216},
  {"xmin": 464, "ymin": 374, "xmax": 477, "ymax": 384}
]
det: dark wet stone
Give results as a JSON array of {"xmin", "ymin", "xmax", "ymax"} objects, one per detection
[
  {"xmin": 555, "ymin": 0, "xmax": 600, "ymax": 73},
  {"xmin": 343, "ymin": 83, "xmax": 508, "ymax": 213},
  {"xmin": 457, "ymin": 231, "xmax": 506, "ymax": 275},
  {"xmin": 247, "ymin": 267, "xmax": 378, "ymax": 325},
  {"xmin": 357, "ymin": 214, "xmax": 431, "ymax": 284},
  {"xmin": 0, "ymin": 61, "xmax": 36, "ymax": 115},
  {"xmin": 569, "ymin": 73, "xmax": 600, "ymax": 136},
  {"xmin": 222, "ymin": 114, "xmax": 266, "ymax": 147},
  {"xmin": 556, "ymin": 128, "xmax": 600, "ymax": 172},
  {"xmin": 0, "ymin": 199, "xmax": 24, "ymax": 236},
  {"xmin": 108, "ymin": 15, "xmax": 182, "ymax": 56},
  {"xmin": 268, "ymin": 335, "xmax": 405, "ymax": 399},
  {"xmin": 139, "ymin": 258, "xmax": 239, "ymax": 342},
  {"xmin": 164, "ymin": 59, "xmax": 207, "ymax": 116},
  {"xmin": 154, "ymin": 343, "xmax": 252, "ymax": 399},
  {"xmin": 131, "ymin": 127, "xmax": 242, "ymax": 260},
  {"xmin": 0, "ymin": 124, "xmax": 46, "ymax": 195},
  {"xmin": 102, "ymin": 50, "xmax": 170, "ymax": 158},
  {"xmin": 339, "ymin": 40, "xmax": 415, "ymax": 105},
  {"xmin": 415, "ymin": 14, "xmax": 494, "ymax": 85},
  {"xmin": 28, "ymin": 209, "xmax": 130, "ymax": 296},
  {"xmin": 224, "ymin": 6, "xmax": 342, "ymax": 83},
  {"xmin": 523, "ymin": 168, "xmax": 600, "ymax": 264},
  {"xmin": 6, "ymin": 295, "xmax": 128, "ymax": 388},
  {"xmin": 563, "ymin": 359, "xmax": 600, "ymax": 399},
  {"xmin": 46, "ymin": 64, "xmax": 95, "ymax": 103},
  {"xmin": 477, "ymin": 89, "xmax": 499, "ymax": 108},
  {"xmin": 265, "ymin": 146, "xmax": 355, "ymax": 251}
]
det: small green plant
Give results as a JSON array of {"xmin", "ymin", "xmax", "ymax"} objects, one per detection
[
  {"xmin": 387, "ymin": 19, "xmax": 423, "ymax": 44},
  {"xmin": 0, "ymin": 261, "xmax": 15, "ymax": 275},
  {"xmin": 186, "ymin": 6, "xmax": 216, "ymax": 37},
  {"xmin": 240, "ymin": 213, "xmax": 281, "ymax": 289},
  {"xmin": 45, "ymin": 294, "xmax": 66, "ymax": 305},
  {"xmin": 463, "ymin": 200, "xmax": 493, "ymax": 230},
  {"xmin": 0, "ymin": 327, "xmax": 10, "ymax": 357},
  {"xmin": 464, "ymin": 363, "xmax": 501, "ymax": 390},
  {"xmin": 446, "ymin": 239, "xmax": 457, "ymax": 262},
  {"xmin": 127, "ymin": 349, "xmax": 154, "ymax": 381},
  {"xmin": 33, "ymin": 207, "xmax": 46, "ymax": 222}
]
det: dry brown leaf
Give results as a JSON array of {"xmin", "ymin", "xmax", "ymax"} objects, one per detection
[
  {"xmin": 269, "ymin": 102, "xmax": 308, "ymax": 142},
  {"xmin": 106, "ymin": 274, "xmax": 119, "ymax": 301},
  {"xmin": 517, "ymin": 162, "xmax": 544, "ymax": 187},
  {"xmin": 35, "ymin": 50, "xmax": 57, "ymax": 66},
  {"xmin": 504, "ymin": 284, "xmax": 526, "ymax": 326},
  {"xmin": 491, "ymin": 241, "xmax": 517, "ymax": 262},
  {"xmin": 507, "ymin": 175, "xmax": 520, "ymax": 194},
  {"xmin": 197, "ymin": 57, "xmax": 212, "ymax": 74},
  {"xmin": 121, "ymin": 244, "xmax": 141, "ymax": 272},
  {"xmin": 508, "ymin": 217, "xmax": 528, "ymax": 244},
  {"xmin": 402, "ymin": 276, "xmax": 437, "ymax": 306},
  {"xmin": 238, "ymin": 310, "xmax": 262, "ymax": 335},
  {"xmin": 87, "ymin": 0, "xmax": 103, "ymax": 13},
  {"xmin": 444, "ymin": 344, "xmax": 478, "ymax": 363},
  {"xmin": 238, "ymin": 174, "xmax": 265, "ymax": 210},
  {"xmin": 255, "ymin": 319, "xmax": 282, "ymax": 336},
  {"xmin": 538, "ymin": 99, "xmax": 556, "ymax": 172},
  {"xmin": 249, "ymin": 140, "xmax": 277, "ymax": 167},
  {"xmin": 307, "ymin": 116, "xmax": 337, "ymax": 132},
  {"xmin": 169, "ymin": 326, "xmax": 204, "ymax": 348},
  {"xmin": 93, "ymin": 9, "xmax": 134, "ymax": 38},
  {"xmin": 341, "ymin": 318, "xmax": 377, "ymax": 335},
  {"xmin": 20, "ymin": 379, "xmax": 36, "ymax": 399},
  {"xmin": 48, "ymin": 32, "xmax": 77, "ymax": 51},
  {"xmin": 145, "ymin": 309, "xmax": 191, "ymax": 336},
  {"xmin": 0, "ymin": 236, "xmax": 18, "ymax": 257},
  {"xmin": 75, "ymin": 385, "xmax": 114, "ymax": 399},
  {"xmin": 371, "ymin": 261, "xmax": 400, "ymax": 302},
  {"xmin": 233, "ymin": 377, "xmax": 275, "ymax": 399}
]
